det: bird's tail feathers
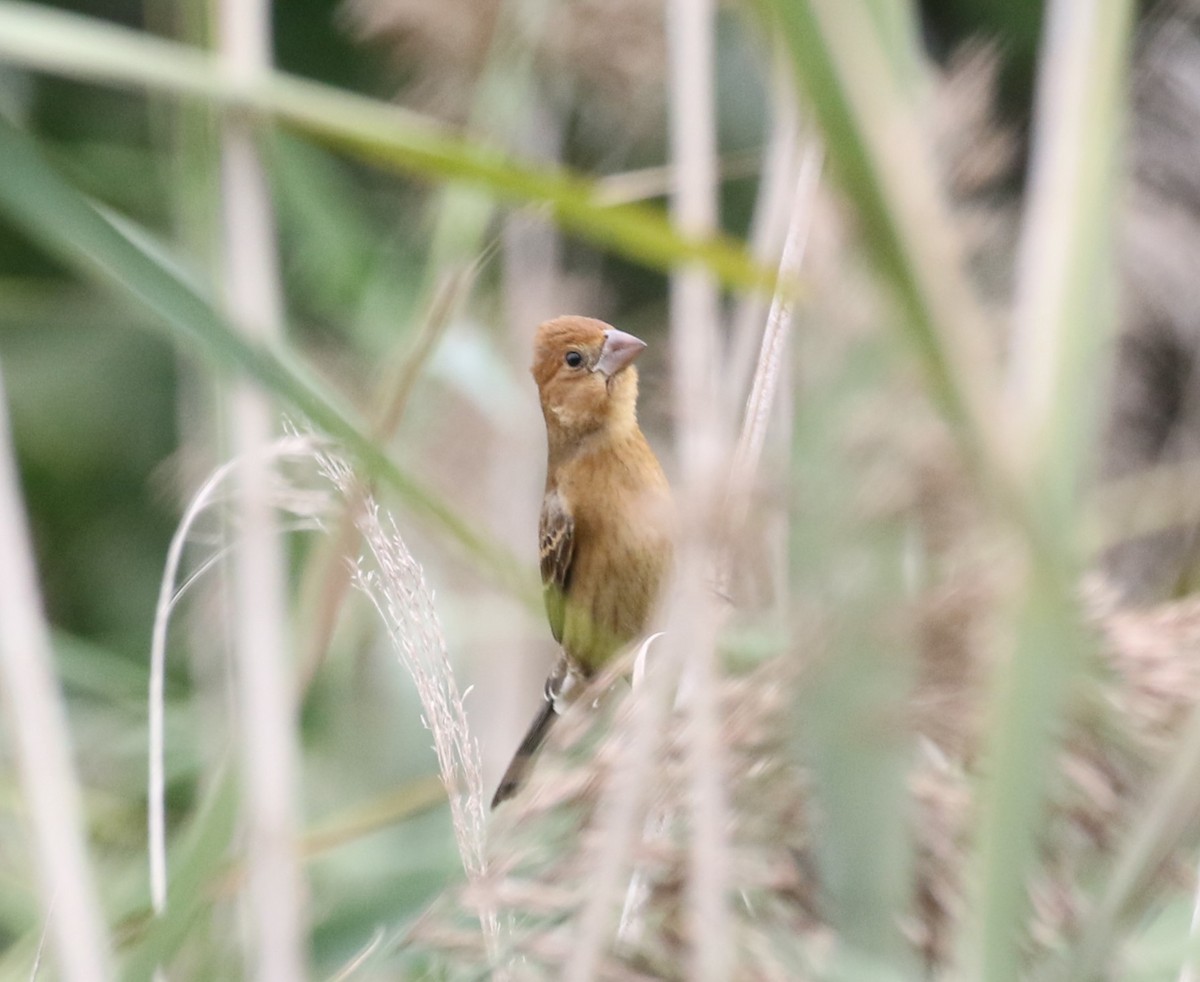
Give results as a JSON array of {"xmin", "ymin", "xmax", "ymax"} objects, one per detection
[{"xmin": 490, "ymin": 698, "xmax": 559, "ymax": 809}]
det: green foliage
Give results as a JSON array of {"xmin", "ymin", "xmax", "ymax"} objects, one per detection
[{"xmin": 2, "ymin": 0, "xmax": 1198, "ymax": 979}]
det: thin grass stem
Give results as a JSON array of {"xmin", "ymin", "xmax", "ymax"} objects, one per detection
[
  {"xmin": 0, "ymin": 365, "xmax": 112, "ymax": 981},
  {"xmin": 216, "ymin": 1, "xmax": 307, "ymax": 975},
  {"xmin": 664, "ymin": 0, "xmax": 731, "ymax": 978}
]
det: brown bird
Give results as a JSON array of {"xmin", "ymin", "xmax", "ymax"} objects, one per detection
[{"xmin": 491, "ymin": 315, "xmax": 673, "ymax": 808}]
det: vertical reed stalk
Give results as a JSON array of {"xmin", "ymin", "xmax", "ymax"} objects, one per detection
[
  {"xmin": 216, "ymin": 0, "xmax": 306, "ymax": 977},
  {"xmin": 665, "ymin": 0, "xmax": 731, "ymax": 978},
  {"xmin": 0, "ymin": 366, "xmax": 112, "ymax": 981}
]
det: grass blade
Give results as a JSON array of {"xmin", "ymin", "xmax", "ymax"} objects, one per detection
[
  {"xmin": 962, "ymin": 2, "xmax": 1133, "ymax": 977},
  {"xmin": 0, "ymin": 0, "xmax": 774, "ymax": 296},
  {"xmin": 0, "ymin": 115, "xmax": 535, "ymax": 600},
  {"xmin": 0, "ymin": 365, "xmax": 112, "ymax": 980}
]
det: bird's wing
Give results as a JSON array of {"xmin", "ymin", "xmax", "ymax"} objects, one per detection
[{"xmin": 538, "ymin": 490, "xmax": 575, "ymax": 645}]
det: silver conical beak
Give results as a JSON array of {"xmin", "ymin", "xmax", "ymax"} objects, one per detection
[{"xmin": 594, "ymin": 328, "xmax": 647, "ymax": 378}]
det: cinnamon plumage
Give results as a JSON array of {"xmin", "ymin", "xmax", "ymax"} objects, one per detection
[{"xmin": 491, "ymin": 315, "xmax": 673, "ymax": 807}]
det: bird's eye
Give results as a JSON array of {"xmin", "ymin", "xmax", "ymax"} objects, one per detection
[{"xmin": 564, "ymin": 350, "xmax": 584, "ymax": 368}]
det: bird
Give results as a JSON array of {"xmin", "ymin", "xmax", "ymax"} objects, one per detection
[{"xmin": 491, "ymin": 315, "xmax": 674, "ymax": 808}]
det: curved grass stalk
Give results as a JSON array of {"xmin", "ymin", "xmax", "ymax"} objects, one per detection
[{"xmin": 148, "ymin": 437, "xmax": 329, "ymax": 921}]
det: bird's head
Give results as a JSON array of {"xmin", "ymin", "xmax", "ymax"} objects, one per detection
[{"xmin": 531, "ymin": 315, "xmax": 647, "ymax": 443}]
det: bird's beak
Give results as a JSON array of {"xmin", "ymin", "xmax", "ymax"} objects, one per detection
[{"xmin": 594, "ymin": 329, "xmax": 647, "ymax": 378}]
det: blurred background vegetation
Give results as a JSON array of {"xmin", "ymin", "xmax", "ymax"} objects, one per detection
[
  {"xmin": 0, "ymin": 0, "xmax": 777, "ymax": 974},
  {"xmin": 9, "ymin": 0, "xmax": 1200, "ymax": 979}
]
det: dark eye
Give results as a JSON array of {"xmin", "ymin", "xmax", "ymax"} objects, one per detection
[{"xmin": 564, "ymin": 350, "xmax": 584, "ymax": 368}]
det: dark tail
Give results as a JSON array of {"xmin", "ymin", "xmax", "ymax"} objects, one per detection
[{"xmin": 491, "ymin": 698, "xmax": 559, "ymax": 809}]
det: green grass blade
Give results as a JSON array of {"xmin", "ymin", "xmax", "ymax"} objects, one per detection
[
  {"xmin": 1060, "ymin": 705, "xmax": 1200, "ymax": 980},
  {"xmin": 0, "ymin": 0, "xmax": 775, "ymax": 296},
  {"xmin": 763, "ymin": 2, "xmax": 1133, "ymax": 978},
  {"xmin": 788, "ymin": 323, "xmax": 920, "ymax": 976},
  {"xmin": 757, "ymin": 0, "xmax": 1005, "ymax": 471},
  {"xmin": 0, "ymin": 116, "xmax": 535, "ymax": 601},
  {"xmin": 119, "ymin": 767, "xmax": 239, "ymax": 982},
  {"xmin": 962, "ymin": 1, "xmax": 1133, "ymax": 976}
]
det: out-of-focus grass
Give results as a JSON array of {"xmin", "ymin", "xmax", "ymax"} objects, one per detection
[
  {"xmin": 0, "ymin": 1, "xmax": 777, "ymax": 297},
  {"xmin": 2, "ymin": 0, "xmax": 1200, "ymax": 979},
  {"xmin": 0, "ymin": 114, "xmax": 536, "ymax": 602}
]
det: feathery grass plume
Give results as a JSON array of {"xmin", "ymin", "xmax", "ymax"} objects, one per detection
[
  {"xmin": 311, "ymin": 443, "xmax": 501, "ymax": 963},
  {"xmin": 151, "ymin": 434, "xmax": 500, "ymax": 966}
]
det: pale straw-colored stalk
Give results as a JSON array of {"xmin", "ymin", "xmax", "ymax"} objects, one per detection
[
  {"xmin": 0, "ymin": 364, "xmax": 112, "ymax": 981},
  {"xmin": 327, "ymin": 927, "xmax": 385, "ymax": 982},
  {"xmin": 667, "ymin": 0, "xmax": 730, "ymax": 978},
  {"xmin": 148, "ymin": 436, "xmax": 322, "ymax": 920},
  {"xmin": 725, "ymin": 53, "xmax": 804, "ymax": 416},
  {"xmin": 594, "ymin": 151, "xmax": 763, "ymax": 207},
  {"xmin": 1004, "ymin": 0, "xmax": 1124, "ymax": 449},
  {"xmin": 216, "ymin": 0, "xmax": 306, "ymax": 976},
  {"xmin": 729, "ymin": 140, "xmax": 820, "ymax": 617},
  {"xmin": 564, "ymin": 633, "xmax": 684, "ymax": 982},
  {"xmin": 224, "ymin": 404, "xmax": 306, "ymax": 982},
  {"xmin": 29, "ymin": 900, "xmax": 51, "ymax": 982},
  {"xmin": 725, "ymin": 140, "xmax": 822, "ymax": 543}
]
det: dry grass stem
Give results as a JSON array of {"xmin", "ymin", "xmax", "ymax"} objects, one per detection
[
  {"xmin": 29, "ymin": 899, "xmax": 51, "ymax": 982},
  {"xmin": 593, "ymin": 152, "xmax": 764, "ymax": 207},
  {"xmin": 1005, "ymin": 2, "xmax": 1125, "ymax": 449},
  {"xmin": 563, "ymin": 634, "xmax": 688, "ymax": 982},
  {"xmin": 663, "ymin": 0, "xmax": 733, "ymax": 978},
  {"xmin": 1180, "ymin": 861, "xmax": 1200, "ymax": 982},
  {"xmin": 226, "ymin": 400, "xmax": 308, "ymax": 982},
  {"xmin": 733, "ymin": 142, "xmax": 821, "ymax": 482},
  {"xmin": 726, "ymin": 53, "xmax": 803, "ymax": 411},
  {"xmin": 666, "ymin": 0, "xmax": 722, "ymax": 478},
  {"xmin": 149, "ymin": 436, "xmax": 329, "ymax": 917},
  {"xmin": 722, "ymin": 139, "xmax": 822, "ymax": 594},
  {"xmin": 328, "ymin": 926, "xmax": 386, "ymax": 982},
  {"xmin": 217, "ymin": 0, "xmax": 308, "ymax": 974},
  {"xmin": 296, "ymin": 265, "xmax": 467, "ymax": 696},
  {"xmin": 0, "ymin": 368, "xmax": 112, "ymax": 981}
]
